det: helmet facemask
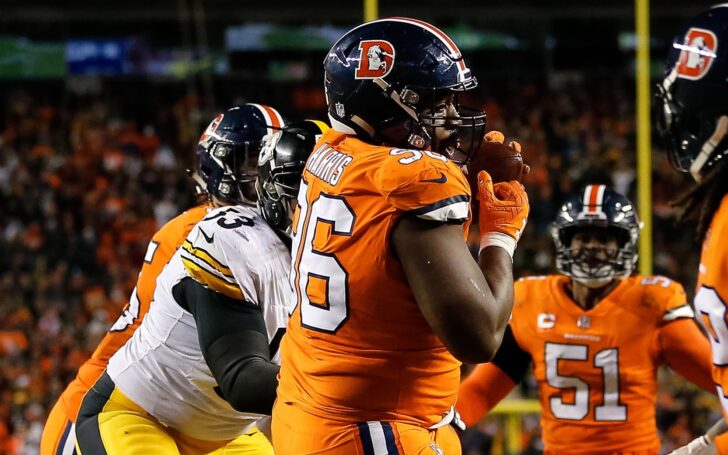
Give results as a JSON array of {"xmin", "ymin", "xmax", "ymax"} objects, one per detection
[
  {"xmin": 554, "ymin": 225, "xmax": 637, "ymax": 288},
  {"xmin": 255, "ymin": 122, "xmax": 319, "ymax": 234},
  {"xmin": 205, "ymin": 140, "xmax": 260, "ymax": 206},
  {"xmin": 655, "ymin": 81, "xmax": 728, "ymax": 181},
  {"xmin": 371, "ymin": 84, "xmax": 485, "ymax": 164},
  {"xmin": 417, "ymin": 89, "xmax": 486, "ymax": 164}
]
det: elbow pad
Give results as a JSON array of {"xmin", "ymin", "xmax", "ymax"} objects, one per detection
[{"xmin": 205, "ymin": 330, "xmax": 280, "ymax": 414}]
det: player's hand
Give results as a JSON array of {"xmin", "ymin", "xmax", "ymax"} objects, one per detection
[
  {"xmin": 668, "ymin": 435, "xmax": 716, "ymax": 455},
  {"xmin": 484, "ymin": 130, "xmax": 523, "ymax": 155},
  {"xmin": 478, "ymin": 170, "xmax": 529, "ymax": 242}
]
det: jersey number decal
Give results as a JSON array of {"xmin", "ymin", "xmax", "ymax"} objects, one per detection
[
  {"xmin": 695, "ymin": 286, "xmax": 728, "ymax": 365},
  {"xmin": 545, "ymin": 343, "xmax": 627, "ymax": 421},
  {"xmin": 292, "ymin": 181, "xmax": 355, "ymax": 333}
]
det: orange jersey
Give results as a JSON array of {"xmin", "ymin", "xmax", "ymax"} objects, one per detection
[
  {"xmin": 695, "ymin": 194, "xmax": 728, "ymax": 419},
  {"xmin": 509, "ymin": 274, "xmax": 693, "ymax": 454},
  {"xmin": 57, "ymin": 205, "xmax": 209, "ymax": 421},
  {"xmin": 277, "ymin": 129, "xmax": 471, "ymax": 427}
]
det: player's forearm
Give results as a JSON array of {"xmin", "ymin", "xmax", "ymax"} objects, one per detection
[
  {"xmin": 206, "ymin": 332, "xmax": 280, "ymax": 414},
  {"xmin": 660, "ymin": 318, "xmax": 715, "ymax": 393},
  {"xmin": 477, "ymin": 246, "xmax": 515, "ymax": 340}
]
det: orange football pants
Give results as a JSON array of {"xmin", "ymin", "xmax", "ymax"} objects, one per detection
[{"xmin": 272, "ymin": 400, "xmax": 459, "ymax": 454}]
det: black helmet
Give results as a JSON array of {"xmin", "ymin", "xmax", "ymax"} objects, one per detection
[
  {"xmin": 654, "ymin": 5, "xmax": 728, "ymax": 181},
  {"xmin": 324, "ymin": 17, "xmax": 486, "ymax": 163},
  {"xmin": 552, "ymin": 185, "xmax": 641, "ymax": 286},
  {"xmin": 194, "ymin": 104, "xmax": 285, "ymax": 205},
  {"xmin": 256, "ymin": 120, "xmax": 329, "ymax": 231}
]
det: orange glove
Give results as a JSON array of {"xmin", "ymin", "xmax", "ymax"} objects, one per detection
[
  {"xmin": 478, "ymin": 170, "xmax": 529, "ymax": 257},
  {"xmin": 483, "ymin": 130, "xmax": 523, "ymax": 155}
]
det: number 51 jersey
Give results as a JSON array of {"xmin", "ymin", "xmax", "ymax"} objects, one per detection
[
  {"xmin": 277, "ymin": 129, "xmax": 472, "ymax": 427},
  {"xmin": 107, "ymin": 205, "xmax": 292, "ymax": 441},
  {"xmin": 511, "ymin": 274, "xmax": 694, "ymax": 454}
]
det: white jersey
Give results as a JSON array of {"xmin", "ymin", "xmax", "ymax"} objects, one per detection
[{"xmin": 107, "ymin": 205, "xmax": 292, "ymax": 441}]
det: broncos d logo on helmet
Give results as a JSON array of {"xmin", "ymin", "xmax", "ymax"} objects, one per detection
[
  {"xmin": 355, "ymin": 40, "xmax": 395, "ymax": 79},
  {"xmin": 676, "ymin": 28, "xmax": 718, "ymax": 80},
  {"xmin": 199, "ymin": 113, "xmax": 224, "ymax": 143}
]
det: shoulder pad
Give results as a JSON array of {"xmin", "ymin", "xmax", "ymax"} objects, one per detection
[
  {"xmin": 180, "ymin": 206, "xmax": 260, "ymax": 302},
  {"xmin": 375, "ymin": 149, "xmax": 470, "ymax": 223}
]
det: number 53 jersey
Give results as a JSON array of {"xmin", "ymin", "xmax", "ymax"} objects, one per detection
[
  {"xmin": 277, "ymin": 129, "xmax": 472, "ymax": 427},
  {"xmin": 107, "ymin": 205, "xmax": 292, "ymax": 441},
  {"xmin": 511, "ymin": 274, "xmax": 695, "ymax": 453}
]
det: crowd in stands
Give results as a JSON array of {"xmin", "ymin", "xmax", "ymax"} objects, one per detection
[{"xmin": 0, "ymin": 80, "xmax": 715, "ymax": 454}]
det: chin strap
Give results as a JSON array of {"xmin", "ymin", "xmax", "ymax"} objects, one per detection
[{"xmin": 690, "ymin": 115, "xmax": 728, "ymax": 182}]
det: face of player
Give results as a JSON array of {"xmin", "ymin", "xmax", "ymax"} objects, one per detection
[
  {"xmin": 568, "ymin": 227, "xmax": 621, "ymax": 289},
  {"xmin": 236, "ymin": 152, "xmax": 259, "ymax": 203},
  {"xmin": 419, "ymin": 91, "xmax": 461, "ymax": 155},
  {"xmin": 570, "ymin": 227, "xmax": 619, "ymax": 262}
]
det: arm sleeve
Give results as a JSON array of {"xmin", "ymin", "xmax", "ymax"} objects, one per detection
[
  {"xmin": 456, "ymin": 325, "xmax": 530, "ymax": 427},
  {"xmin": 659, "ymin": 317, "xmax": 715, "ymax": 394},
  {"xmin": 173, "ymin": 277, "xmax": 279, "ymax": 414}
]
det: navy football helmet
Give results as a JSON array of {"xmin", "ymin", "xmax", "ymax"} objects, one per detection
[
  {"xmin": 655, "ymin": 5, "xmax": 728, "ymax": 181},
  {"xmin": 193, "ymin": 104, "xmax": 285, "ymax": 205},
  {"xmin": 324, "ymin": 17, "xmax": 486, "ymax": 164},
  {"xmin": 552, "ymin": 185, "xmax": 640, "ymax": 287},
  {"xmin": 256, "ymin": 120, "xmax": 329, "ymax": 232}
]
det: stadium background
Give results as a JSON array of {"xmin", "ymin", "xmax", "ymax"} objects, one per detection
[{"xmin": 0, "ymin": 1, "xmax": 720, "ymax": 453}]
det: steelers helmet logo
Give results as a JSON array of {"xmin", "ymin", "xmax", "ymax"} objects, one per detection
[
  {"xmin": 355, "ymin": 40, "xmax": 396, "ymax": 79},
  {"xmin": 676, "ymin": 27, "xmax": 718, "ymax": 80}
]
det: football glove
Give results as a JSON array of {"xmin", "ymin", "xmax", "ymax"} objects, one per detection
[
  {"xmin": 484, "ymin": 130, "xmax": 522, "ymax": 154},
  {"xmin": 477, "ymin": 170, "xmax": 529, "ymax": 257},
  {"xmin": 668, "ymin": 435, "xmax": 716, "ymax": 455}
]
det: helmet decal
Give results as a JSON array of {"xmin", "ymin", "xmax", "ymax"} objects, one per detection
[
  {"xmin": 355, "ymin": 40, "xmax": 396, "ymax": 79},
  {"xmin": 676, "ymin": 27, "xmax": 718, "ymax": 80},
  {"xmin": 388, "ymin": 17, "xmax": 467, "ymax": 73},
  {"xmin": 199, "ymin": 113, "xmax": 224, "ymax": 143},
  {"xmin": 248, "ymin": 103, "xmax": 285, "ymax": 135},
  {"xmin": 579, "ymin": 184, "xmax": 608, "ymax": 219}
]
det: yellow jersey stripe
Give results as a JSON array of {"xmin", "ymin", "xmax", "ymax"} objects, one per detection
[
  {"xmin": 182, "ymin": 240, "xmax": 234, "ymax": 278},
  {"xmin": 181, "ymin": 256, "xmax": 245, "ymax": 301}
]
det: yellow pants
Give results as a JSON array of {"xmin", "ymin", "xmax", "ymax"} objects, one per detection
[{"xmin": 75, "ymin": 372, "xmax": 273, "ymax": 455}]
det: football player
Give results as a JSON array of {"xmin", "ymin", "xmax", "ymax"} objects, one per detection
[
  {"xmin": 456, "ymin": 185, "xmax": 714, "ymax": 455},
  {"xmin": 73, "ymin": 114, "xmax": 326, "ymax": 454},
  {"xmin": 655, "ymin": 5, "xmax": 728, "ymax": 455},
  {"xmin": 272, "ymin": 18, "xmax": 529, "ymax": 454},
  {"xmin": 39, "ymin": 103, "xmax": 284, "ymax": 455}
]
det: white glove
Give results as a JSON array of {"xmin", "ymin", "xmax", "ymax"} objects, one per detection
[{"xmin": 668, "ymin": 435, "xmax": 716, "ymax": 455}]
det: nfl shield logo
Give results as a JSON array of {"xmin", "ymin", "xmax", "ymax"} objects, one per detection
[
  {"xmin": 335, "ymin": 102, "xmax": 345, "ymax": 118},
  {"xmin": 577, "ymin": 316, "xmax": 591, "ymax": 330}
]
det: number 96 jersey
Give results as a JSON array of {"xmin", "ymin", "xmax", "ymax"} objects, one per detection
[
  {"xmin": 511, "ymin": 274, "xmax": 694, "ymax": 453},
  {"xmin": 277, "ymin": 129, "xmax": 471, "ymax": 427}
]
